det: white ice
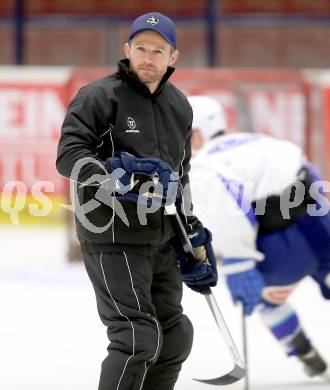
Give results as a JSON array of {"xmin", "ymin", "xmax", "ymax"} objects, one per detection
[{"xmin": 0, "ymin": 225, "xmax": 329, "ymax": 390}]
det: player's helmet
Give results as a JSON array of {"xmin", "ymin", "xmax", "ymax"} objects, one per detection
[{"xmin": 188, "ymin": 95, "xmax": 227, "ymax": 141}]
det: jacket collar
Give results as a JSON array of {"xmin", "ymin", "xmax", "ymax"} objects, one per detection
[{"xmin": 117, "ymin": 59, "xmax": 175, "ymax": 97}]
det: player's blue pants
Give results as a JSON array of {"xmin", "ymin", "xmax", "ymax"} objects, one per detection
[
  {"xmin": 256, "ymin": 212, "xmax": 330, "ymax": 356},
  {"xmin": 256, "ymin": 212, "xmax": 330, "ymax": 298}
]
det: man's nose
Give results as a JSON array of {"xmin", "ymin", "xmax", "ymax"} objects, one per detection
[{"xmin": 142, "ymin": 51, "xmax": 154, "ymax": 64}]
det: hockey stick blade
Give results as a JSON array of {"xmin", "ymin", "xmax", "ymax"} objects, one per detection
[{"xmin": 194, "ymin": 364, "xmax": 246, "ymax": 385}]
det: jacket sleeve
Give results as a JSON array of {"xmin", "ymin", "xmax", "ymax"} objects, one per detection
[{"xmin": 56, "ymin": 85, "xmax": 111, "ymax": 184}]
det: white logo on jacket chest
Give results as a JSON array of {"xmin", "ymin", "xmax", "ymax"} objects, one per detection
[
  {"xmin": 125, "ymin": 117, "xmax": 140, "ymax": 133},
  {"xmin": 127, "ymin": 117, "xmax": 136, "ymax": 129}
]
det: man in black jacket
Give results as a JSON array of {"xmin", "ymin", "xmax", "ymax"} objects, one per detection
[{"xmin": 56, "ymin": 12, "xmax": 218, "ymax": 390}]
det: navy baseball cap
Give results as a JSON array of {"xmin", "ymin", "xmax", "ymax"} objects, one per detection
[{"xmin": 128, "ymin": 12, "xmax": 177, "ymax": 48}]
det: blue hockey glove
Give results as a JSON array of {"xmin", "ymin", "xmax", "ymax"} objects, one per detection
[
  {"xmin": 174, "ymin": 226, "xmax": 218, "ymax": 295},
  {"xmin": 105, "ymin": 152, "xmax": 180, "ymax": 206},
  {"xmin": 222, "ymin": 258, "xmax": 265, "ymax": 315}
]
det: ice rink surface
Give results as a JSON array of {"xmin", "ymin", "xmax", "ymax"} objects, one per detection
[{"xmin": 1, "ymin": 225, "xmax": 329, "ymax": 390}]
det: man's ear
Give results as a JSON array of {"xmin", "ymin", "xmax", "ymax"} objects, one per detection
[
  {"xmin": 123, "ymin": 42, "xmax": 130, "ymax": 59},
  {"xmin": 169, "ymin": 49, "xmax": 179, "ymax": 66}
]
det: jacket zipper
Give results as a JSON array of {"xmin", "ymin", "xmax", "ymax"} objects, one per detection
[
  {"xmin": 151, "ymin": 99, "xmax": 163, "ymax": 159},
  {"xmin": 151, "ymin": 99, "xmax": 165, "ymax": 244}
]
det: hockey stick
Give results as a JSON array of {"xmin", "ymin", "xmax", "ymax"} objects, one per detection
[
  {"xmin": 196, "ymin": 292, "xmax": 246, "ymax": 385},
  {"xmin": 173, "ymin": 212, "xmax": 246, "ymax": 385},
  {"xmin": 242, "ymin": 309, "xmax": 250, "ymax": 390}
]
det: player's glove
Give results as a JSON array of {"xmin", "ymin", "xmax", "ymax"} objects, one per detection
[
  {"xmin": 105, "ymin": 152, "xmax": 181, "ymax": 206},
  {"xmin": 222, "ymin": 258, "xmax": 265, "ymax": 315},
  {"xmin": 173, "ymin": 225, "xmax": 218, "ymax": 295}
]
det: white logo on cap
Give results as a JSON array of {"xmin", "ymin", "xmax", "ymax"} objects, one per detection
[{"xmin": 147, "ymin": 16, "xmax": 159, "ymax": 26}]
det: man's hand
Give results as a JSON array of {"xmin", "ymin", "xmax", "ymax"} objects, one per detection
[
  {"xmin": 222, "ymin": 258, "xmax": 265, "ymax": 315},
  {"xmin": 105, "ymin": 152, "xmax": 180, "ymax": 206},
  {"xmin": 175, "ymin": 226, "xmax": 218, "ymax": 295}
]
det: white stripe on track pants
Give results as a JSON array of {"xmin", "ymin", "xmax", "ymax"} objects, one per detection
[{"xmin": 83, "ymin": 244, "xmax": 193, "ymax": 390}]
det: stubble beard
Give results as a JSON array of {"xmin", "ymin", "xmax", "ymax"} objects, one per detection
[{"xmin": 131, "ymin": 63, "xmax": 164, "ymax": 86}]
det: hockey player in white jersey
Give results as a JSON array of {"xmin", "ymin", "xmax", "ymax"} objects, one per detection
[{"xmin": 187, "ymin": 95, "xmax": 330, "ymax": 378}]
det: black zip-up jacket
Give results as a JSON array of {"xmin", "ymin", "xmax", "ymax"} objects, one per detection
[{"xmin": 56, "ymin": 59, "xmax": 197, "ymax": 254}]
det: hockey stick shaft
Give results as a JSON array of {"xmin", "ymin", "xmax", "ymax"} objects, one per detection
[
  {"xmin": 242, "ymin": 309, "xmax": 250, "ymax": 390},
  {"xmin": 173, "ymin": 212, "xmax": 195, "ymax": 257},
  {"xmin": 206, "ymin": 292, "xmax": 245, "ymax": 368},
  {"xmin": 174, "ymin": 211, "xmax": 245, "ymax": 369}
]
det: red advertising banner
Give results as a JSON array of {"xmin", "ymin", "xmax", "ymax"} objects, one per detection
[
  {"xmin": 0, "ymin": 68, "xmax": 71, "ymax": 195},
  {"xmin": 171, "ymin": 69, "xmax": 308, "ymax": 149}
]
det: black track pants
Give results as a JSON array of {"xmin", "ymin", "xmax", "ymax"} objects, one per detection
[{"xmin": 83, "ymin": 244, "xmax": 194, "ymax": 390}]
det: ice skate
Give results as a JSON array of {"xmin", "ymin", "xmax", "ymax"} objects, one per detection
[{"xmin": 298, "ymin": 346, "xmax": 327, "ymax": 378}]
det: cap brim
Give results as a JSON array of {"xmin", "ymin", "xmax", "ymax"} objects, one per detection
[{"xmin": 129, "ymin": 28, "xmax": 175, "ymax": 48}]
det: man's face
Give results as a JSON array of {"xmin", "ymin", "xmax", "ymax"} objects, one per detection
[{"xmin": 124, "ymin": 30, "xmax": 179, "ymax": 90}]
